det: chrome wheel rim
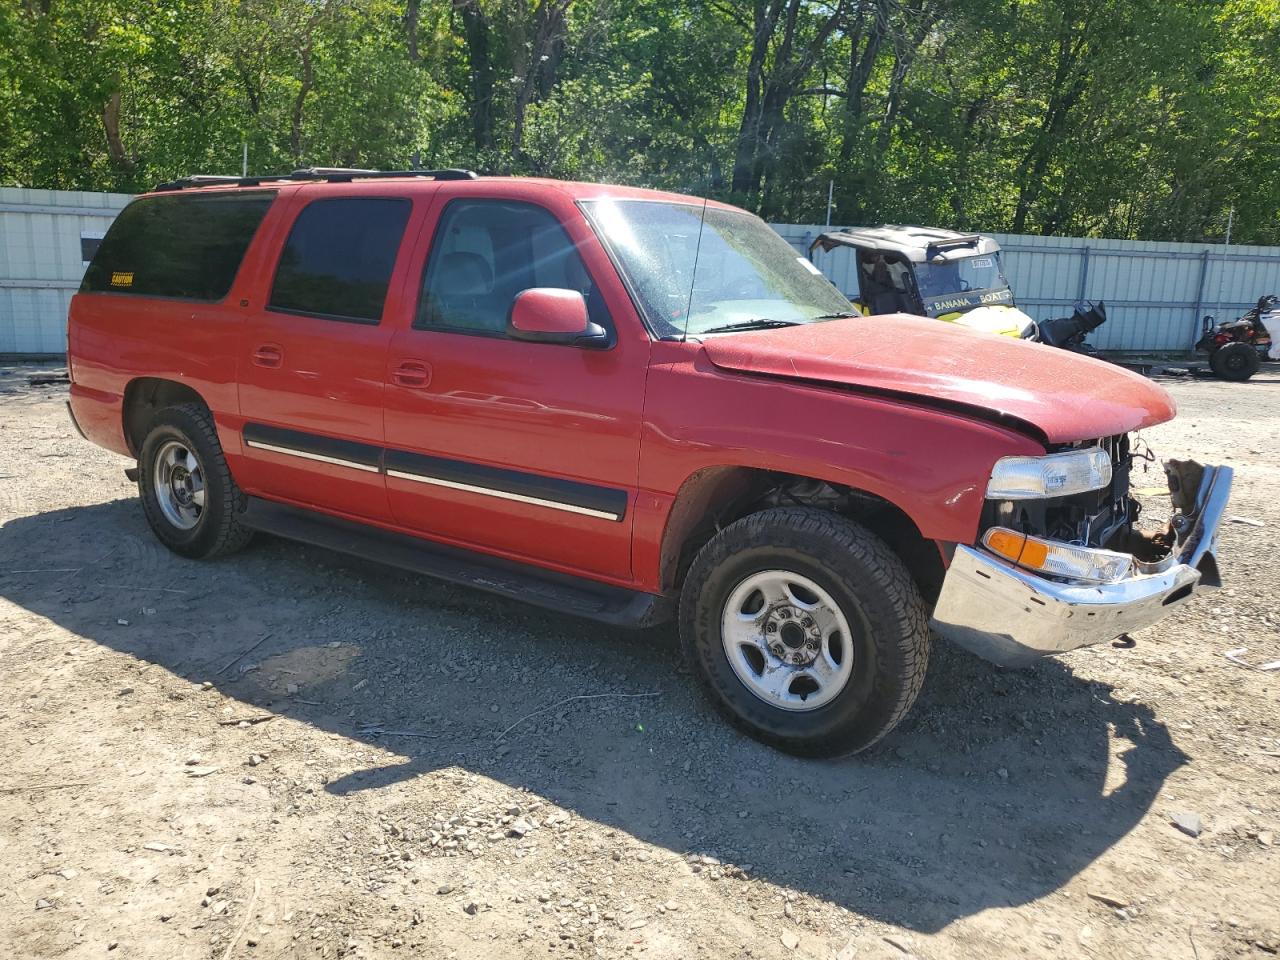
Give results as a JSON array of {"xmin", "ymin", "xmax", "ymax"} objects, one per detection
[
  {"xmin": 720, "ymin": 569, "xmax": 855, "ymax": 712},
  {"xmin": 153, "ymin": 439, "xmax": 205, "ymax": 531}
]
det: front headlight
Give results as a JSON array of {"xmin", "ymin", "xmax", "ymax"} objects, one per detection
[{"xmin": 987, "ymin": 448, "xmax": 1112, "ymax": 500}]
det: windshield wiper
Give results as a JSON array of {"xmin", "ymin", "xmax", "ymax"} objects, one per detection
[
  {"xmin": 699, "ymin": 318, "xmax": 801, "ymax": 334},
  {"xmin": 811, "ymin": 311, "xmax": 862, "ymax": 320}
]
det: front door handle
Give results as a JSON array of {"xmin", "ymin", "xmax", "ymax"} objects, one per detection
[
  {"xmin": 252, "ymin": 344, "xmax": 283, "ymax": 368},
  {"xmin": 392, "ymin": 360, "xmax": 432, "ymax": 388}
]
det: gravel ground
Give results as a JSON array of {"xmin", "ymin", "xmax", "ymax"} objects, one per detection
[{"xmin": 1, "ymin": 362, "xmax": 1277, "ymax": 960}]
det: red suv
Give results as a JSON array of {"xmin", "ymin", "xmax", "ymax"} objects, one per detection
[{"xmin": 67, "ymin": 168, "xmax": 1232, "ymax": 756}]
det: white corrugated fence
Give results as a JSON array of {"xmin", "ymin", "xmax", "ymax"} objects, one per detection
[{"xmin": 0, "ymin": 187, "xmax": 131, "ymax": 354}]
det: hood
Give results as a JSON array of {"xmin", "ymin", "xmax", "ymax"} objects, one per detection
[
  {"xmin": 699, "ymin": 315, "xmax": 1175, "ymax": 444},
  {"xmin": 941, "ymin": 304, "xmax": 1034, "ymax": 338}
]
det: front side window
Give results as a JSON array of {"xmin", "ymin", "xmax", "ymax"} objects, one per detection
[
  {"xmin": 81, "ymin": 191, "xmax": 275, "ymax": 301},
  {"xmin": 417, "ymin": 199, "xmax": 610, "ymax": 335},
  {"xmin": 580, "ymin": 199, "xmax": 853, "ymax": 338},
  {"xmin": 269, "ymin": 197, "xmax": 411, "ymax": 324}
]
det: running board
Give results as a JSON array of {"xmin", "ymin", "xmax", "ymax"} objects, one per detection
[{"xmin": 240, "ymin": 497, "xmax": 673, "ymax": 629}]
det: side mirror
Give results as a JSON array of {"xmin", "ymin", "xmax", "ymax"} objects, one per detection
[{"xmin": 507, "ymin": 288, "xmax": 609, "ymax": 348}]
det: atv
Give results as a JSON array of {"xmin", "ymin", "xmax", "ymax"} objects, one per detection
[
  {"xmin": 810, "ymin": 226, "xmax": 1037, "ymax": 339},
  {"xmin": 1196, "ymin": 295, "xmax": 1277, "ymax": 382},
  {"xmin": 809, "ymin": 225, "xmax": 1109, "ymax": 352}
]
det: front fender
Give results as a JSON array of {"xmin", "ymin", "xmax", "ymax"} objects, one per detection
[{"xmin": 632, "ymin": 351, "xmax": 1044, "ymax": 592}]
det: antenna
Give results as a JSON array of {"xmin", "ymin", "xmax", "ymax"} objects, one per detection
[{"xmin": 681, "ymin": 197, "xmax": 710, "ymax": 343}]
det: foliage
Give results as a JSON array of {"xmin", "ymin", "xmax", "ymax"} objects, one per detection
[{"xmin": 1, "ymin": 0, "xmax": 1276, "ymax": 242}]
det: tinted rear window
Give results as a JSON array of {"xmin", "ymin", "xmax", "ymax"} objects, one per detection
[
  {"xmin": 81, "ymin": 192, "xmax": 275, "ymax": 301},
  {"xmin": 268, "ymin": 198, "xmax": 411, "ymax": 324}
]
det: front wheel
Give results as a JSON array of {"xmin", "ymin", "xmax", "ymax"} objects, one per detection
[
  {"xmin": 679, "ymin": 507, "xmax": 930, "ymax": 757},
  {"xmin": 137, "ymin": 403, "xmax": 253, "ymax": 559}
]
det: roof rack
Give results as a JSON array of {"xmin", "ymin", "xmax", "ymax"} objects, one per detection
[
  {"xmin": 925, "ymin": 234, "xmax": 982, "ymax": 253},
  {"xmin": 153, "ymin": 167, "xmax": 479, "ymax": 192}
]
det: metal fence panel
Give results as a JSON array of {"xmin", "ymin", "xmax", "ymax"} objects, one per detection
[
  {"xmin": 0, "ymin": 187, "xmax": 131, "ymax": 353},
  {"xmin": 773, "ymin": 223, "xmax": 1280, "ymax": 353}
]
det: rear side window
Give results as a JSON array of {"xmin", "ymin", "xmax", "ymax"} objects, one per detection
[
  {"xmin": 269, "ymin": 198, "xmax": 411, "ymax": 324},
  {"xmin": 81, "ymin": 192, "xmax": 274, "ymax": 301}
]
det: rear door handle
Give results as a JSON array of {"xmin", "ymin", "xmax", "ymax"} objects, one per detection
[
  {"xmin": 252, "ymin": 344, "xmax": 283, "ymax": 368},
  {"xmin": 392, "ymin": 360, "xmax": 432, "ymax": 387}
]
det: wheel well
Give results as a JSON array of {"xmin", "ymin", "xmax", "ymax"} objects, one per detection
[
  {"xmin": 122, "ymin": 378, "xmax": 207, "ymax": 456},
  {"xmin": 661, "ymin": 468, "xmax": 946, "ymax": 602}
]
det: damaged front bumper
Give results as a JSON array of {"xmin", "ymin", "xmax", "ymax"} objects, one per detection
[{"xmin": 930, "ymin": 463, "xmax": 1232, "ymax": 667}]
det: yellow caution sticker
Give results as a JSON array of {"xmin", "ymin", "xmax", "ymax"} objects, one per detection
[{"xmin": 110, "ymin": 271, "xmax": 134, "ymax": 288}]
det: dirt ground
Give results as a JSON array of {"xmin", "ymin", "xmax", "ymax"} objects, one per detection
[{"xmin": 1, "ymin": 362, "xmax": 1277, "ymax": 960}]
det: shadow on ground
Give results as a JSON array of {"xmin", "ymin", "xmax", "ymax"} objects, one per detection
[{"xmin": 0, "ymin": 499, "xmax": 1186, "ymax": 933}]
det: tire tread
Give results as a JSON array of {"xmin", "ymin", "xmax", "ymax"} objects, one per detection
[
  {"xmin": 139, "ymin": 402, "xmax": 252, "ymax": 559},
  {"xmin": 679, "ymin": 507, "xmax": 929, "ymax": 757}
]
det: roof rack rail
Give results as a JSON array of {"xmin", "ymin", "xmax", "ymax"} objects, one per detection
[
  {"xmin": 153, "ymin": 167, "xmax": 479, "ymax": 192},
  {"xmin": 925, "ymin": 234, "xmax": 982, "ymax": 253}
]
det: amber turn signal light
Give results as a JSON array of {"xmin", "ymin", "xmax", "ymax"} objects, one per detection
[{"xmin": 981, "ymin": 526, "xmax": 1133, "ymax": 583}]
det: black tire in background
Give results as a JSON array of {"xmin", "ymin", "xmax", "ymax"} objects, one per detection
[
  {"xmin": 1213, "ymin": 342, "xmax": 1260, "ymax": 382},
  {"xmin": 137, "ymin": 402, "xmax": 254, "ymax": 559},
  {"xmin": 679, "ymin": 507, "xmax": 930, "ymax": 757}
]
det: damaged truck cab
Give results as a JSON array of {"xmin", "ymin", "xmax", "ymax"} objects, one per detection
[{"xmin": 67, "ymin": 171, "xmax": 1230, "ymax": 758}]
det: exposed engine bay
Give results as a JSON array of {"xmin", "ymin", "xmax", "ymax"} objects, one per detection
[{"xmin": 980, "ymin": 433, "xmax": 1204, "ymax": 569}]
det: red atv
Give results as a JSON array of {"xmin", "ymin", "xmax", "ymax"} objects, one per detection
[{"xmin": 1196, "ymin": 295, "xmax": 1277, "ymax": 381}]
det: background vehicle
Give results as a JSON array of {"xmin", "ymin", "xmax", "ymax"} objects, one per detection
[
  {"xmin": 67, "ymin": 169, "xmax": 1230, "ymax": 758},
  {"xmin": 809, "ymin": 225, "xmax": 1037, "ymax": 338},
  {"xmin": 1196, "ymin": 295, "xmax": 1278, "ymax": 381},
  {"xmin": 1035, "ymin": 300, "xmax": 1109, "ymax": 355}
]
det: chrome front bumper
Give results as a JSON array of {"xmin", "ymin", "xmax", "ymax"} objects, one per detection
[{"xmin": 930, "ymin": 464, "xmax": 1232, "ymax": 667}]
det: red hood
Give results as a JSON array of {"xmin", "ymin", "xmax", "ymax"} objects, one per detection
[{"xmin": 699, "ymin": 315, "xmax": 1175, "ymax": 444}]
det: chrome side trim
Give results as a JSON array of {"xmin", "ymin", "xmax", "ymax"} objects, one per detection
[
  {"xmin": 245, "ymin": 439, "xmax": 380, "ymax": 474},
  {"xmin": 386, "ymin": 468, "xmax": 622, "ymax": 521}
]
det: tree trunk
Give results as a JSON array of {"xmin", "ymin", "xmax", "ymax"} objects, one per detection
[
  {"xmin": 290, "ymin": 42, "xmax": 314, "ymax": 164},
  {"xmin": 732, "ymin": 0, "xmax": 847, "ymax": 204},
  {"xmin": 838, "ymin": 1, "xmax": 889, "ymax": 166},
  {"xmin": 731, "ymin": 46, "xmax": 768, "ymax": 196},
  {"xmin": 876, "ymin": 1, "xmax": 939, "ymax": 153},
  {"xmin": 102, "ymin": 91, "xmax": 135, "ymax": 172},
  {"xmin": 510, "ymin": 0, "xmax": 571, "ymax": 164},
  {"xmin": 1011, "ymin": 12, "xmax": 1096, "ymax": 234},
  {"xmin": 404, "ymin": 0, "xmax": 422, "ymax": 62},
  {"xmin": 456, "ymin": 0, "xmax": 495, "ymax": 154},
  {"xmin": 949, "ymin": 95, "xmax": 990, "ymax": 224},
  {"xmin": 1010, "ymin": 69, "xmax": 1087, "ymax": 234}
]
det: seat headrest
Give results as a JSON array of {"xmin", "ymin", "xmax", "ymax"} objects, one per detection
[{"xmin": 437, "ymin": 252, "xmax": 492, "ymax": 296}]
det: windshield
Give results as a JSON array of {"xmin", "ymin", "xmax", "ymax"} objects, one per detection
[
  {"xmin": 915, "ymin": 253, "xmax": 1013, "ymax": 315},
  {"xmin": 580, "ymin": 199, "xmax": 853, "ymax": 337}
]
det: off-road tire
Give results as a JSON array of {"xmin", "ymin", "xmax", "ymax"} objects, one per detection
[
  {"xmin": 137, "ymin": 402, "xmax": 254, "ymax": 559},
  {"xmin": 679, "ymin": 507, "xmax": 929, "ymax": 757},
  {"xmin": 1212, "ymin": 342, "xmax": 1260, "ymax": 382}
]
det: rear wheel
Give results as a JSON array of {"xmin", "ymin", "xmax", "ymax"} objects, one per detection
[
  {"xmin": 679, "ymin": 507, "xmax": 929, "ymax": 757},
  {"xmin": 137, "ymin": 403, "xmax": 253, "ymax": 559},
  {"xmin": 1212, "ymin": 342, "xmax": 1260, "ymax": 381}
]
